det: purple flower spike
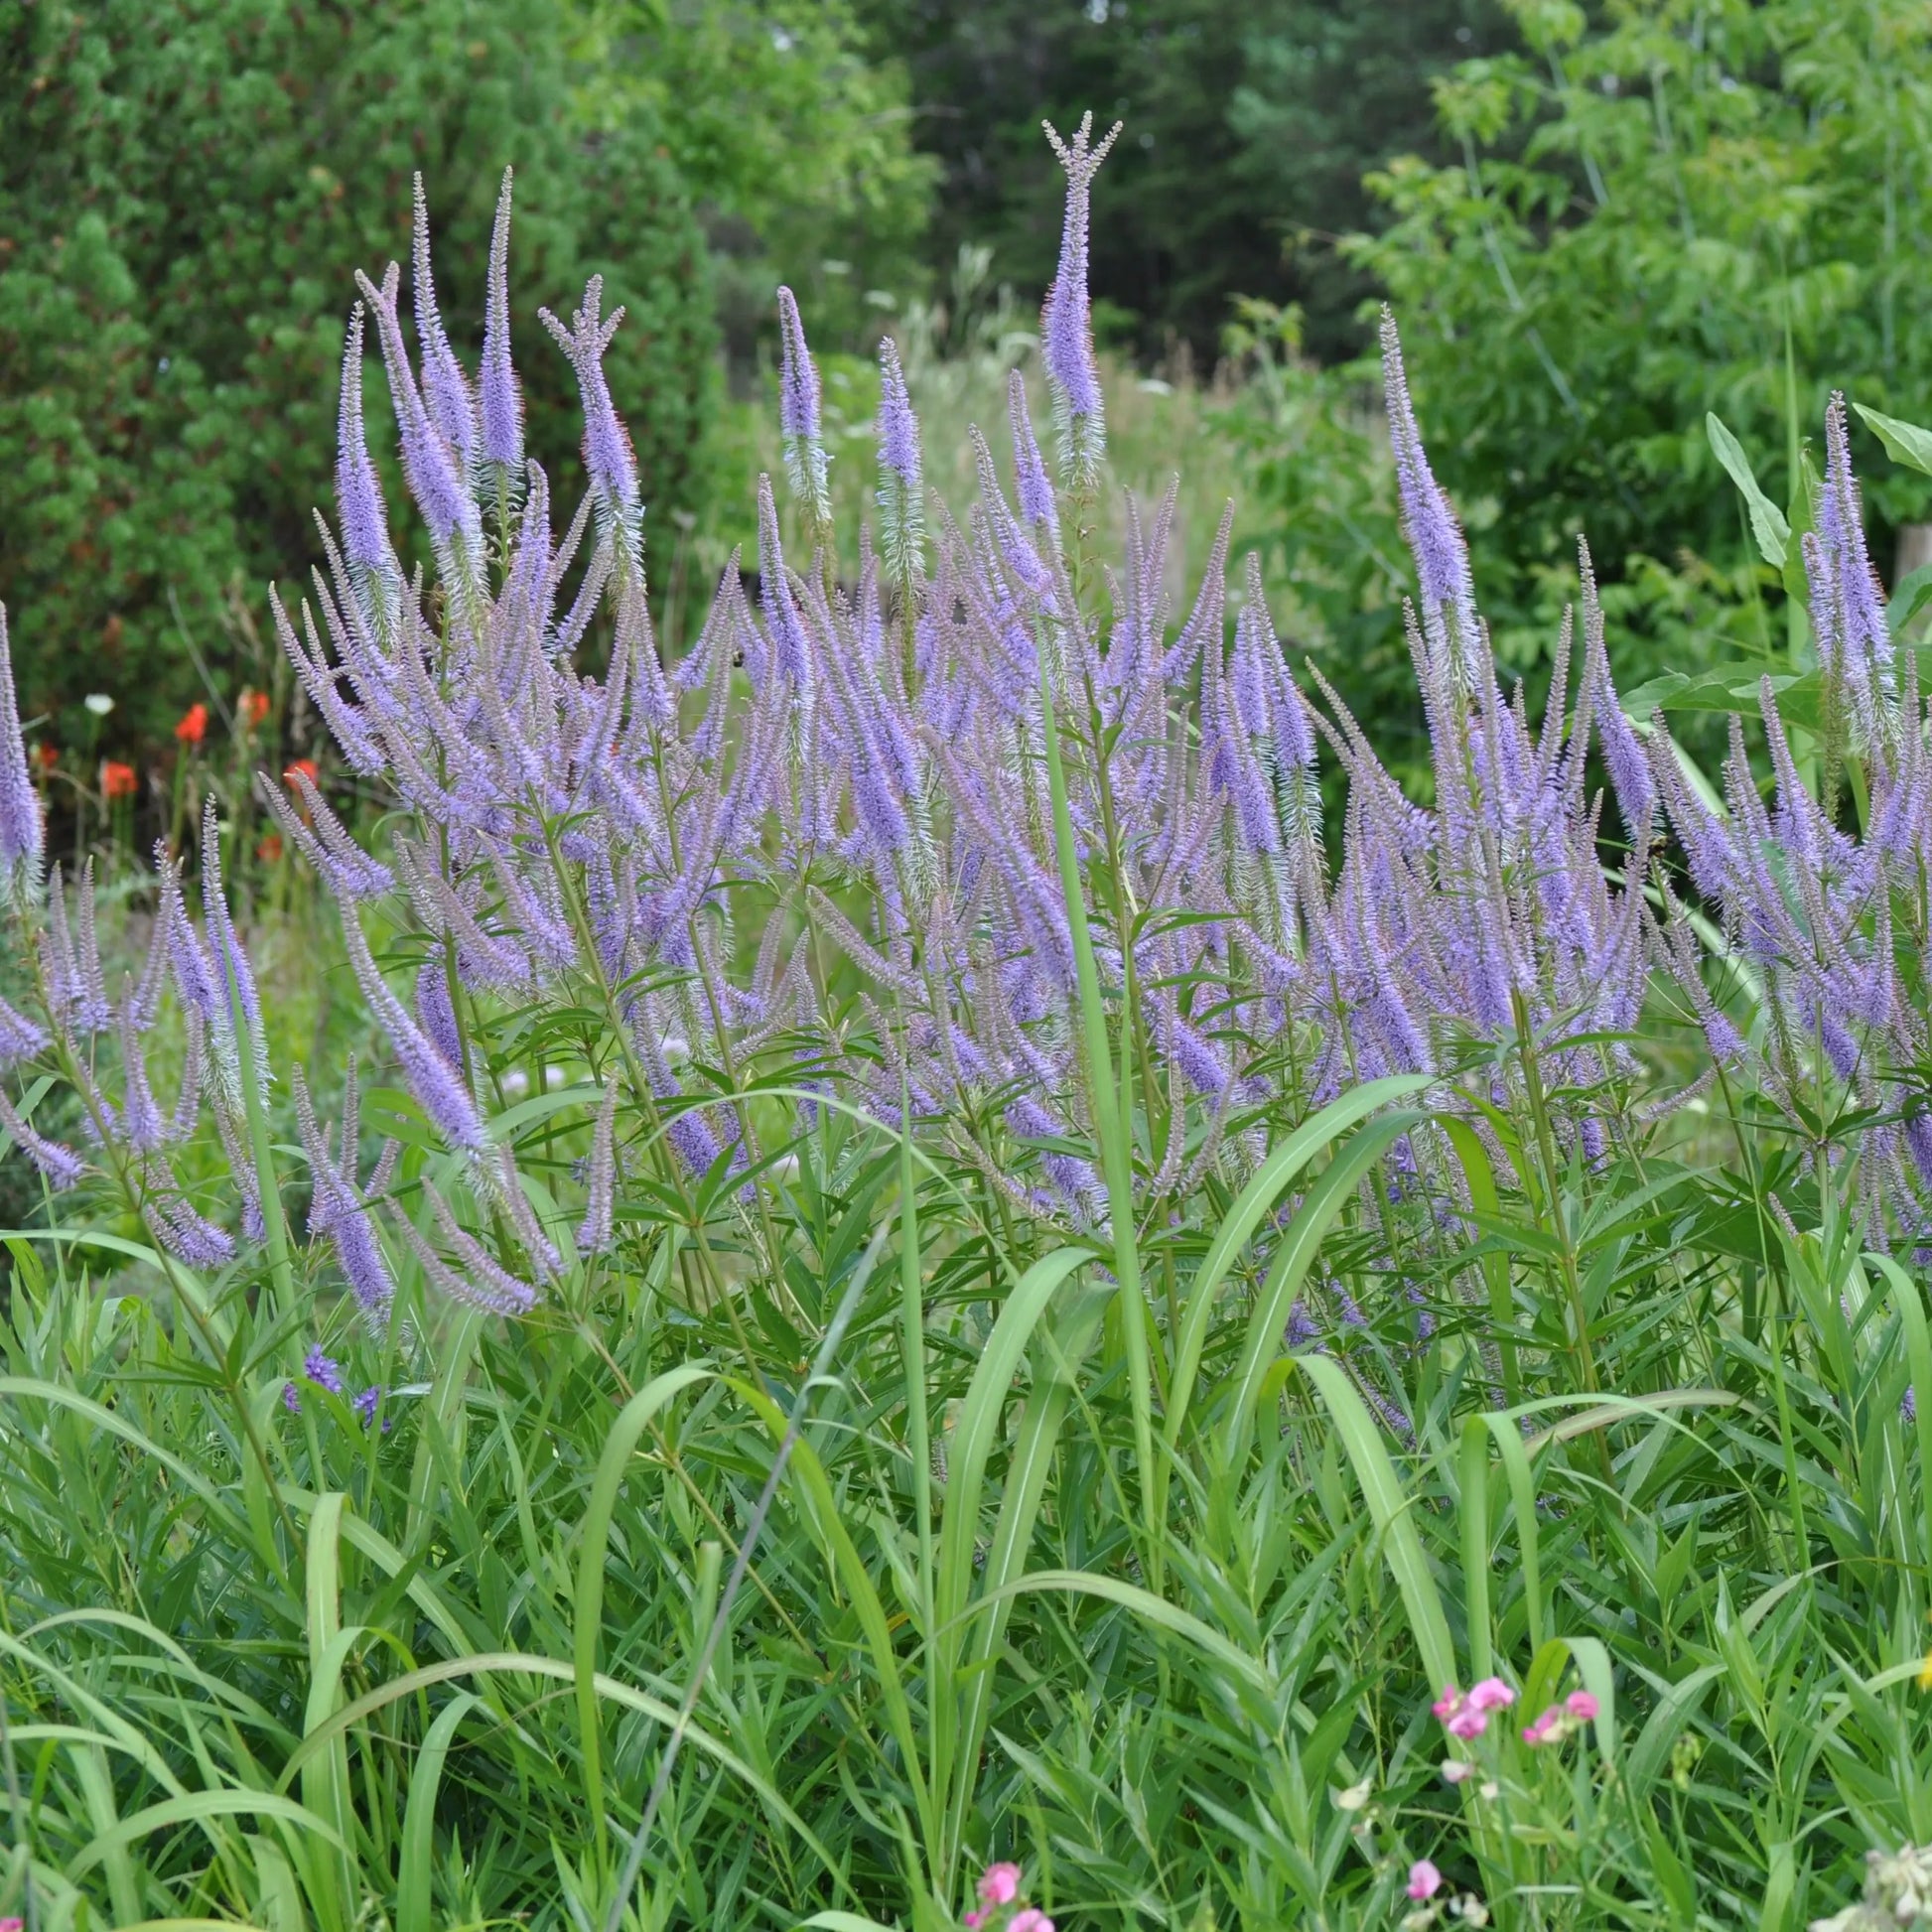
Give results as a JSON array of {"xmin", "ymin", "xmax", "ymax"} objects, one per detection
[
  {"xmin": 480, "ymin": 168, "xmax": 523, "ymax": 474},
  {"xmin": 0, "ymin": 993, "xmax": 47, "ymax": 1069},
  {"xmin": 339, "ymin": 911, "xmax": 487, "ymax": 1156},
  {"xmin": 576, "ymin": 1080, "xmax": 619, "ymax": 1256},
  {"xmin": 777, "ymin": 287, "xmax": 821, "ymax": 444},
  {"xmin": 304, "ymin": 1345, "xmax": 346, "ymax": 1396},
  {"xmin": 876, "ymin": 337, "xmax": 924, "ymax": 585},
  {"xmin": 335, "ymin": 305, "xmax": 394, "ymax": 581},
  {"xmin": 0, "ymin": 606, "xmax": 44, "ymax": 895},
  {"xmin": 355, "ymin": 262, "xmax": 481, "ymax": 564},
  {"xmin": 353, "ymin": 1385, "xmax": 382, "ymax": 1428},
  {"xmin": 776, "ymin": 286, "xmax": 830, "ymax": 526},
  {"xmin": 1817, "ymin": 393, "xmax": 1892, "ymax": 690},
  {"xmin": 411, "ymin": 174, "xmax": 479, "ymax": 464},
  {"xmin": 282, "ymin": 1381, "xmax": 302, "ymax": 1416},
  {"xmin": 415, "ymin": 959, "xmax": 465, "ymax": 1073},
  {"xmin": 1380, "ymin": 309, "xmax": 1480, "ymax": 685},
  {"xmin": 540, "ymin": 276, "xmax": 641, "ymax": 537},
  {"xmin": 1040, "ymin": 112, "xmax": 1121, "ymax": 479},
  {"xmin": 0, "ymin": 1087, "xmax": 82, "ymax": 1190},
  {"xmin": 1008, "ymin": 369, "xmax": 1057, "ymax": 536}
]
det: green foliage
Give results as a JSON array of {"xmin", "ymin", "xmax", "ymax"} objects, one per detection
[
  {"xmin": 7, "ymin": 931, "xmax": 1932, "ymax": 1928},
  {"xmin": 1340, "ymin": 0, "xmax": 1932, "ymax": 653},
  {"xmin": 573, "ymin": 0, "xmax": 937, "ymax": 351},
  {"xmin": 0, "ymin": 0, "xmax": 717, "ymax": 750},
  {"xmin": 853, "ymin": 0, "xmax": 1500, "ymax": 364}
]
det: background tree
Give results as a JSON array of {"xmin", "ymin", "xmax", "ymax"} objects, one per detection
[
  {"xmin": 853, "ymin": 0, "xmax": 1505, "ymax": 364},
  {"xmin": 1339, "ymin": 0, "xmax": 1932, "ymax": 657},
  {"xmin": 573, "ymin": 0, "xmax": 936, "ymax": 359},
  {"xmin": 0, "ymin": 0, "xmax": 718, "ymax": 750}
]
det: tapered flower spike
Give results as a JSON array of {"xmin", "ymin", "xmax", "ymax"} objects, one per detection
[
  {"xmin": 1816, "ymin": 388, "xmax": 1893, "ymax": 691},
  {"xmin": 540, "ymin": 276, "xmax": 641, "ymax": 541},
  {"xmin": 355, "ymin": 261, "xmax": 482, "ymax": 564},
  {"xmin": 335, "ymin": 305, "xmax": 393, "ymax": 580},
  {"xmin": 0, "ymin": 992, "xmax": 47, "ymax": 1069},
  {"xmin": 338, "ymin": 910, "xmax": 487, "ymax": 1155},
  {"xmin": 876, "ymin": 337, "xmax": 925, "ymax": 588},
  {"xmin": 411, "ymin": 174, "xmax": 478, "ymax": 463},
  {"xmin": 0, "ymin": 1086, "xmax": 82, "ymax": 1189},
  {"xmin": 1008, "ymin": 368, "xmax": 1058, "ymax": 539},
  {"xmin": 1380, "ymin": 308, "xmax": 1480, "ymax": 687},
  {"xmin": 480, "ymin": 168, "xmax": 523, "ymax": 475},
  {"xmin": 0, "ymin": 605, "xmax": 44, "ymax": 897},
  {"xmin": 776, "ymin": 285, "xmax": 831, "ymax": 530},
  {"xmin": 1040, "ymin": 111, "xmax": 1121, "ymax": 483},
  {"xmin": 576, "ymin": 1080, "xmax": 620, "ymax": 1256}
]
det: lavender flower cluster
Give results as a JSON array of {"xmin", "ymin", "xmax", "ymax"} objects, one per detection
[{"xmin": 0, "ymin": 125, "xmax": 1922, "ymax": 1330}]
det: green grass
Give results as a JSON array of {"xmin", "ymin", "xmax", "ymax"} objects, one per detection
[{"xmin": 5, "ymin": 886, "xmax": 1932, "ymax": 1932}]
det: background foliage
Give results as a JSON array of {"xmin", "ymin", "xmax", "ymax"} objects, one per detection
[
  {"xmin": 0, "ymin": 0, "xmax": 720, "ymax": 747},
  {"xmin": 854, "ymin": 0, "xmax": 1507, "ymax": 364}
]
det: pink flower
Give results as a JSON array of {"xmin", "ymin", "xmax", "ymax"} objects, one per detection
[
  {"xmin": 1431, "ymin": 1685, "xmax": 1463, "ymax": 1721},
  {"xmin": 1408, "ymin": 1860, "xmax": 1444, "ymax": 1901},
  {"xmin": 1446, "ymin": 1707, "xmax": 1488, "ymax": 1740},
  {"xmin": 965, "ymin": 1917, "xmax": 984, "ymax": 1929},
  {"xmin": 1521, "ymin": 1707, "xmax": 1563, "ymax": 1746},
  {"xmin": 979, "ymin": 1863, "xmax": 1023, "ymax": 1907},
  {"xmin": 1565, "ymin": 1691, "xmax": 1599, "ymax": 1722},
  {"xmin": 1011, "ymin": 1913, "xmax": 1053, "ymax": 1932},
  {"xmin": 1466, "ymin": 1677, "xmax": 1516, "ymax": 1713}
]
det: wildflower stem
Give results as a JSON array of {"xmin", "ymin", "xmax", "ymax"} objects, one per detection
[{"xmin": 1038, "ymin": 626, "xmax": 1160, "ymax": 1587}]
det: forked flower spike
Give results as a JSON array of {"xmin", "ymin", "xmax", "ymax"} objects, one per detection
[{"xmin": 1040, "ymin": 109, "xmax": 1121, "ymax": 483}]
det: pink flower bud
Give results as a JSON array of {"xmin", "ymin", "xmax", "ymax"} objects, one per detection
[
  {"xmin": 1466, "ymin": 1677, "xmax": 1516, "ymax": 1713},
  {"xmin": 1521, "ymin": 1708, "xmax": 1562, "ymax": 1746},
  {"xmin": 965, "ymin": 1917, "xmax": 983, "ymax": 1929},
  {"xmin": 1011, "ymin": 1912, "xmax": 1053, "ymax": 1932},
  {"xmin": 979, "ymin": 1863, "xmax": 1023, "ymax": 1907},
  {"xmin": 1431, "ymin": 1685, "xmax": 1464, "ymax": 1721},
  {"xmin": 1446, "ymin": 1707, "xmax": 1488, "ymax": 1740},
  {"xmin": 1408, "ymin": 1860, "xmax": 1444, "ymax": 1900},
  {"xmin": 1565, "ymin": 1691, "xmax": 1600, "ymax": 1722}
]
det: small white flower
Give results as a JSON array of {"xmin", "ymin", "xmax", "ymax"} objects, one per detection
[
  {"xmin": 500, "ymin": 1068, "xmax": 530, "ymax": 1098},
  {"xmin": 1441, "ymin": 1759, "xmax": 1474, "ymax": 1785},
  {"xmin": 1331, "ymin": 1778, "xmax": 1372, "ymax": 1813},
  {"xmin": 83, "ymin": 693, "xmax": 114, "ymax": 717}
]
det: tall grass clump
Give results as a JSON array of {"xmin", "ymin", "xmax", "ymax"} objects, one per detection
[{"xmin": 6, "ymin": 125, "xmax": 1932, "ymax": 1932}]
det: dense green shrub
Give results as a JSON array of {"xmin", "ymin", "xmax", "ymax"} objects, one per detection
[
  {"xmin": 574, "ymin": 0, "xmax": 936, "ymax": 355},
  {"xmin": 0, "ymin": 0, "xmax": 717, "ymax": 751},
  {"xmin": 1343, "ymin": 0, "xmax": 1932, "ymax": 646}
]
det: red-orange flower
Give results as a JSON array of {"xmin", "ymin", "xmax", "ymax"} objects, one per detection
[
  {"xmin": 256, "ymin": 832, "xmax": 284, "ymax": 864},
  {"xmin": 175, "ymin": 702, "xmax": 208, "ymax": 746},
  {"xmin": 31, "ymin": 743, "xmax": 57, "ymax": 772},
  {"xmin": 100, "ymin": 760, "xmax": 137, "ymax": 800},
  {"xmin": 284, "ymin": 758, "xmax": 319, "ymax": 788},
  {"xmin": 239, "ymin": 689, "xmax": 271, "ymax": 729}
]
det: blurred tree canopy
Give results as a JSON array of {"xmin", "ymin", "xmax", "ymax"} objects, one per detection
[
  {"xmin": 853, "ymin": 0, "xmax": 1506, "ymax": 365},
  {"xmin": 573, "ymin": 0, "xmax": 935, "ymax": 357}
]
